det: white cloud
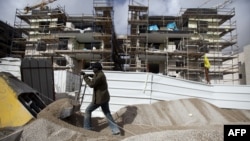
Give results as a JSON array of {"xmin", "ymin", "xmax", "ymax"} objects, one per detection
[{"xmin": 149, "ymin": 0, "xmax": 180, "ymax": 16}]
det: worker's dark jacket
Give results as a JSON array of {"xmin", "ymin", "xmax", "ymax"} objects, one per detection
[{"xmin": 83, "ymin": 70, "xmax": 110, "ymax": 104}]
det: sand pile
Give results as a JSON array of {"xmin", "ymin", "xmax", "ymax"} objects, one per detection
[
  {"xmin": 16, "ymin": 98, "xmax": 250, "ymax": 141},
  {"xmin": 114, "ymin": 98, "xmax": 250, "ymax": 126}
]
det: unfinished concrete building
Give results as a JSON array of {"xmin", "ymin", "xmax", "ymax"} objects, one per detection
[
  {"xmin": 12, "ymin": 0, "xmax": 122, "ymax": 72},
  {"xmin": 123, "ymin": 1, "xmax": 239, "ymax": 84},
  {"xmin": 11, "ymin": 0, "xmax": 239, "ymax": 84},
  {"xmin": 12, "ymin": 4, "xmax": 67, "ymax": 66}
]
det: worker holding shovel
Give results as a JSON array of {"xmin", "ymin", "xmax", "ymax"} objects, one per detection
[{"xmin": 81, "ymin": 62, "xmax": 120, "ymax": 135}]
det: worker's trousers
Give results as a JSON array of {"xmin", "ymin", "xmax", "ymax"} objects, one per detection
[{"xmin": 84, "ymin": 102, "xmax": 120, "ymax": 134}]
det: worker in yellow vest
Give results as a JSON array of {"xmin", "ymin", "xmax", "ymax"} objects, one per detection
[{"xmin": 204, "ymin": 54, "xmax": 211, "ymax": 84}]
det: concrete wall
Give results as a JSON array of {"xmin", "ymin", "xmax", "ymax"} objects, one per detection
[{"xmin": 244, "ymin": 45, "xmax": 250, "ymax": 85}]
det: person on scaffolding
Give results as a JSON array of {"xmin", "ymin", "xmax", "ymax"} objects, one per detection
[
  {"xmin": 204, "ymin": 54, "xmax": 211, "ymax": 84},
  {"xmin": 81, "ymin": 62, "xmax": 121, "ymax": 135}
]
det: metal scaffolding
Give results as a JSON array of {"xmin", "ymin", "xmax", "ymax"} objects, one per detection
[{"xmin": 11, "ymin": 0, "xmax": 239, "ymax": 84}]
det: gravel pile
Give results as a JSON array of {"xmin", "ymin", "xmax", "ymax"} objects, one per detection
[{"xmin": 12, "ymin": 98, "xmax": 250, "ymax": 141}]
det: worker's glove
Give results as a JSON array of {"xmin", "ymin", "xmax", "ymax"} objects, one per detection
[{"xmin": 80, "ymin": 71, "xmax": 86, "ymax": 75}]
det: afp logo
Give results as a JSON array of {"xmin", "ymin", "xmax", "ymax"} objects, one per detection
[{"xmin": 224, "ymin": 125, "xmax": 250, "ymax": 141}]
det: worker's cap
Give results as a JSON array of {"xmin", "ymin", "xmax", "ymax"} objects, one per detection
[{"xmin": 92, "ymin": 62, "xmax": 102, "ymax": 70}]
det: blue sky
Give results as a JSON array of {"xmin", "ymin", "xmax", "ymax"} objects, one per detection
[{"xmin": 0, "ymin": 0, "xmax": 249, "ymax": 50}]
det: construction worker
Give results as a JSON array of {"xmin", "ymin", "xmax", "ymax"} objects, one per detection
[
  {"xmin": 81, "ymin": 62, "xmax": 120, "ymax": 135},
  {"xmin": 204, "ymin": 54, "xmax": 211, "ymax": 84}
]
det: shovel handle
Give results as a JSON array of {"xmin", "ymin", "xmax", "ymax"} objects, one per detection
[{"xmin": 80, "ymin": 84, "xmax": 87, "ymax": 106}]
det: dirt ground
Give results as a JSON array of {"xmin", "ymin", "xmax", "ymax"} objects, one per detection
[{"xmin": 2, "ymin": 98, "xmax": 250, "ymax": 141}]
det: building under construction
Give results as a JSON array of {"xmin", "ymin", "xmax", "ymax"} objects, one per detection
[{"xmin": 11, "ymin": 0, "xmax": 239, "ymax": 84}]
